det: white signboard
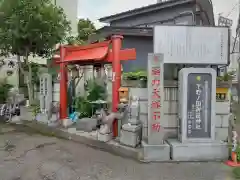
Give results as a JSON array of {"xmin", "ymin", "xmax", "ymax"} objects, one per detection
[{"xmin": 154, "ymin": 26, "xmax": 229, "ymax": 64}]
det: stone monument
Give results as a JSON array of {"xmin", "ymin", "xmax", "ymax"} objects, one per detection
[
  {"xmin": 97, "ymin": 109, "xmax": 124, "ymax": 142},
  {"xmin": 140, "ymin": 53, "xmax": 170, "ymax": 162},
  {"xmin": 37, "ymin": 73, "xmax": 53, "ymax": 124},
  {"xmin": 167, "ymin": 68, "xmax": 228, "ymax": 161},
  {"xmin": 120, "ymin": 96, "xmax": 142, "ymax": 148}
]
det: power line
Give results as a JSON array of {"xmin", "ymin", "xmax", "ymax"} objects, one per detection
[
  {"xmin": 232, "ymin": 33, "xmax": 239, "ymax": 54},
  {"xmin": 225, "ymin": 2, "xmax": 239, "ymax": 17}
]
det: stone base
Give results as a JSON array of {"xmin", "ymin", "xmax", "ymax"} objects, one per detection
[
  {"xmin": 120, "ymin": 124, "xmax": 141, "ymax": 148},
  {"xmin": 97, "ymin": 131, "xmax": 112, "ymax": 142},
  {"xmin": 20, "ymin": 106, "xmax": 34, "ymax": 121},
  {"xmin": 11, "ymin": 116, "xmax": 22, "ymax": 124},
  {"xmin": 167, "ymin": 139, "xmax": 228, "ymax": 161},
  {"xmin": 62, "ymin": 118, "xmax": 73, "ymax": 128},
  {"xmin": 76, "ymin": 118, "xmax": 98, "ymax": 132},
  {"xmin": 36, "ymin": 113, "xmax": 49, "ymax": 124},
  {"xmin": 139, "ymin": 140, "xmax": 170, "ymax": 162}
]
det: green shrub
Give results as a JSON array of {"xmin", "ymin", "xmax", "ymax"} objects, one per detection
[
  {"xmin": 85, "ymin": 79, "xmax": 106, "ymax": 101},
  {"xmin": 233, "ymin": 167, "xmax": 240, "ymax": 179},
  {"xmin": 123, "ymin": 70, "xmax": 147, "ymax": 80},
  {"xmin": 74, "ymin": 79, "xmax": 106, "ymax": 118},
  {"xmin": 0, "ymin": 78, "xmax": 13, "ymax": 104}
]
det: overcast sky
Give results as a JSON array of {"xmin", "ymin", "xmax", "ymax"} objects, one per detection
[{"xmin": 78, "ymin": 0, "xmax": 239, "ymax": 35}]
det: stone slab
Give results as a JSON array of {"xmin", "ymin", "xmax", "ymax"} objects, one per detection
[
  {"xmin": 167, "ymin": 139, "xmax": 228, "ymax": 161},
  {"xmin": 36, "ymin": 113, "xmax": 49, "ymax": 124},
  {"xmin": 120, "ymin": 124, "xmax": 141, "ymax": 148},
  {"xmin": 76, "ymin": 118, "xmax": 98, "ymax": 132},
  {"xmin": 20, "ymin": 106, "xmax": 35, "ymax": 121},
  {"xmin": 139, "ymin": 140, "xmax": 170, "ymax": 162},
  {"xmin": 97, "ymin": 131, "xmax": 112, "ymax": 142}
]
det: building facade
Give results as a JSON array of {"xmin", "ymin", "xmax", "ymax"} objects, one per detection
[
  {"xmin": 54, "ymin": 0, "xmax": 78, "ymax": 35},
  {"xmin": 97, "ymin": 0, "xmax": 215, "ymax": 79}
]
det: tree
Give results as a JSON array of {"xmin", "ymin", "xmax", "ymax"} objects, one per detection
[
  {"xmin": 0, "ymin": 0, "xmax": 70, "ymax": 105},
  {"xmin": 66, "ymin": 18, "xmax": 97, "ymax": 45},
  {"xmin": 77, "ymin": 18, "xmax": 96, "ymax": 43}
]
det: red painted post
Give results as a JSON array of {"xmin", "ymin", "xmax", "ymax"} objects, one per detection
[
  {"xmin": 59, "ymin": 46, "xmax": 68, "ymax": 119},
  {"xmin": 111, "ymin": 35, "xmax": 123, "ymax": 137}
]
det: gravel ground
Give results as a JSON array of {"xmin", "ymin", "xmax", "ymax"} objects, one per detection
[{"xmin": 0, "ymin": 124, "xmax": 233, "ymax": 180}]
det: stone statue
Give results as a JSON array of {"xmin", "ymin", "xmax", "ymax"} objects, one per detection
[
  {"xmin": 128, "ymin": 96, "xmax": 140, "ymax": 125},
  {"xmin": 98, "ymin": 109, "xmax": 124, "ymax": 134}
]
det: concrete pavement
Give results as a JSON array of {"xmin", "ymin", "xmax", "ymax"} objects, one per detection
[{"xmin": 0, "ymin": 124, "xmax": 233, "ymax": 180}]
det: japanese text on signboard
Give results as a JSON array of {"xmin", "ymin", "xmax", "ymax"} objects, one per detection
[
  {"xmin": 186, "ymin": 74, "xmax": 212, "ymax": 138},
  {"xmin": 150, "ymin": 58, "xmax": 162, "ymax": 132},
  {"xmin": 187, "ymin": 83, "xmax": 202, "ymax": 135}
]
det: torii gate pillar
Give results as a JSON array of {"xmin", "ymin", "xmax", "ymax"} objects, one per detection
[{"xmin": 111, "ymin": 35, "xmax": 123, "ymax": 137}]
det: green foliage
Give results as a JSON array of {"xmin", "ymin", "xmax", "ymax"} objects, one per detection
[
  {"xmin": 22, "ymin": 63, "xmax": 41, "ymax": 85},
  {"xmin": 233, "ymin": 167, "xmax": 240, "ymax": 179},
  {"xmin": 74, "ymin": 96, "xmax": 92, "ymax": 118},
  {"xmin": 0, "ymin": 0, "xmax": 70, "ymax": 104},
  {"xmin": 66, "ymin": 18, "xmax": 96, "ymax": 45},
  {"xmin": 0, "ymin": 78, "xmax": 13, "ymax": 104},
  {"xmin": 31, "ymin": 104, "xmax": 40, "ymax": 117},
  {"xmin": 217, "ymin": 71, "xmax": 236, "ymax": 82},
  {"xmin": 85, "ymin": 79, "xmax": 107, "ymax": 101},
  {"xmin": 235, "ymin": 144, "xmax": 240, "ymax": 162},
  {"xmin": 77, "ymin": 18, "xmax": 96, "ymax": 42},
  {"xmin": 123, "ymin": 70, "xmax": 147, "ymax": 80},
  {"xmin": 0, "ymin": 0, "xmax": 71, "ymax": 58},
  {"xmin": 74, "ymin": 79, "xmax": 106, "ymax": 118}
]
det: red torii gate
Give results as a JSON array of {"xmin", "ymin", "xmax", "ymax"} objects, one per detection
[{"xmin": 54, "ymin": 35, "xmax": 136, "ymax": 137}]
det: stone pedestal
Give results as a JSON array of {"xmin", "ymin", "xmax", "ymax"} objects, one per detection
[
  {"xmin": 20, "ymin": 106, "xmax": 35, "ymax": 121},
  {"xmin": 120, "ymin": 124, "xmax": 141, "ymax": 147},
  {"xmin": 36, "ymin": 113, "xmax": 48, "ymax": 124},
  {"xmin": 62, "ymin": 118, "xmax": 73, "ymax": 128},
  {"xmin": 97, "ymin": 131, "xmax": 112, "ymax": 142},
  {"xmin": 48, "ymin": 114, "xmax": 60, "ymax": 127},
  {"xmin": 140, "ymin": 140, "xmax": 170, "ymax": 162},
  {"xmin": 167, "ymin": 139, "xmax": 228, "ymax": 161}
]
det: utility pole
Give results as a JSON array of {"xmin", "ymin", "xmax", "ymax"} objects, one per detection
[
  {"xmin": 218, "ymin": 14, "xmax": 233, "ymax": 76},
  {"xmin": 237, "ymin": 0, "xmax": 240, "ymax": 103}
]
